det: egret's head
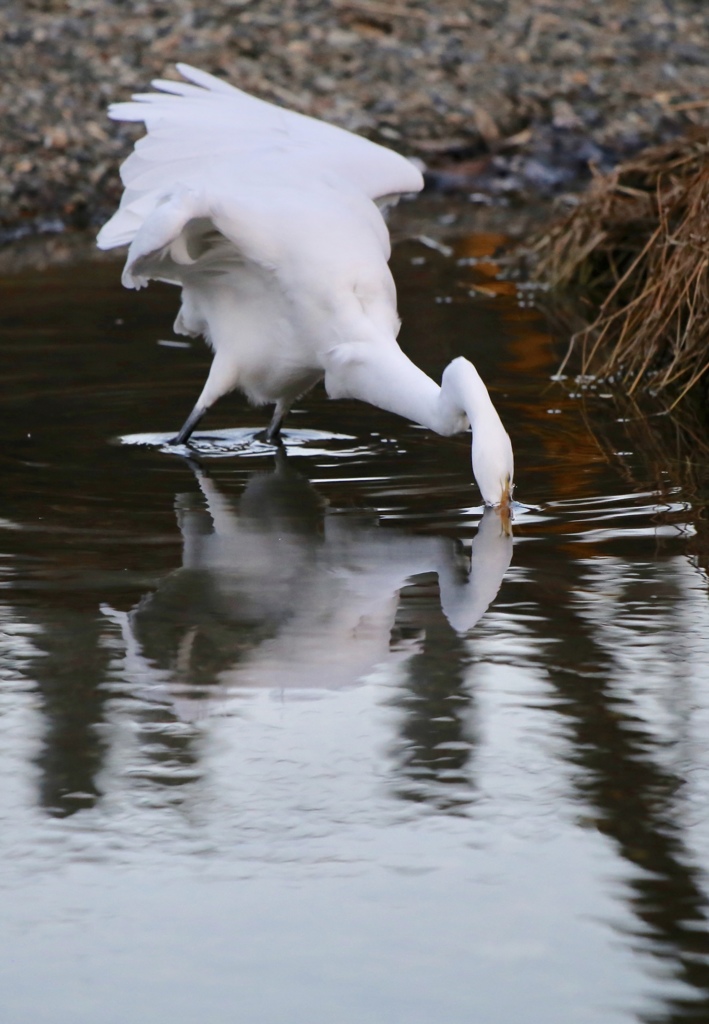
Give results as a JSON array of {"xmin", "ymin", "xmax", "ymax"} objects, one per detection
[
  {"xmin": 471, "ymin": 428, "xmax": 514, "ymax": 511},
  {"xmin": 448, "ymin": 356, "xmax": 514, "ymax": 513}
]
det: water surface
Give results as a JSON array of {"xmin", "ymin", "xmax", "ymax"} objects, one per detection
[{"xmin": 1, "ymin": 212, "xmax": 709, "ymax": 1024}]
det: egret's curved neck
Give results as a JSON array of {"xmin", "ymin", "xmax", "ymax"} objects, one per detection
[
  {"xmin": 324, "ymin": 342, "xmax": 468, "ymax": 436},
  {"xmin": 325, "ymin": 345, "xmax": 502, "ymax": 437},
  {"xmin": 440, "ymin": 357, "xmax": 502, "ymax": 432},
  {"xmin": 324, "ymin": 344, "xmax": 513, "ymax": 506}
]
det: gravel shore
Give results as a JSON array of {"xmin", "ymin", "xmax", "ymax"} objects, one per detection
[{"xmin": 2, "ymin": 0, "xmax": 709, "ymax": 240}]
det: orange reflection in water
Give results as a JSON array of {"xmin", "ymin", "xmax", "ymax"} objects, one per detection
[{"xmin": 454, "ymin": 231, "xmax": 614, "ymax": 525}]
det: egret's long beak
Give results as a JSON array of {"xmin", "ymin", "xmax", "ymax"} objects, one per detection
[{"xmin": 498, "ymin": 475, "xmax": 513, "ymax": 536}]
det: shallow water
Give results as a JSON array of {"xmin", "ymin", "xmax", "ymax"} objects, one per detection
[{"xmin": 1, "ymin": 214, "xmax": 709, "ymax": 1024}]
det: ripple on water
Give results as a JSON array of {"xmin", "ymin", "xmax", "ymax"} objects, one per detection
[
  {"xmin": 119, "ymin": 427, "xmax": 377, "ymax": 460},
  {"xmin": 2, "ymin": 229, "xmax": 709, "ymax": 1024},
  {"xmin": 513, "ymin": 489, "xmax": 696, "ymax": 548}
]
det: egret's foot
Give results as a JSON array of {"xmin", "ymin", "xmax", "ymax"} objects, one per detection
[
  {"xmin": 170, "ymin": 405, "xmax": 207, "ymax": 446},
  {"xmin": 260, "ymin": 401, "xmax": 291, "ymax": 445},
  {"xmin": 254, "ymin": 426, "xmax": 284, "ymax": 447},
  {"xmin": 255, "ymin": 408, "xmax": 285, "ymax": 445}
]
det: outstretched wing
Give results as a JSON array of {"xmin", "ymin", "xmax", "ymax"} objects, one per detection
[{"xmin": 97, "ymin": 63, "xmax": 423, "ymax": 252}]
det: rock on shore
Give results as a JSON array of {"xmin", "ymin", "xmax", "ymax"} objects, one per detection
[{"xmin": 2, "ymin": 0, "xmax": 709, "ymax": 237}]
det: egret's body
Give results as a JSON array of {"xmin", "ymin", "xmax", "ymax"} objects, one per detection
[{"xmin": 98, "ymin": 64, "xmax": 514, "ymax": 506}]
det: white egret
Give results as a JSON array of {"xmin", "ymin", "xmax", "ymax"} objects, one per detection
[{"xmin": 97, "ymin": 64, "xmax": 514, "ymax": 507}]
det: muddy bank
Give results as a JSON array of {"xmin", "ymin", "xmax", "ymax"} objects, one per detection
[{"xmin": 2, "ymin": 0, "xmax": 709, "ymax": 239}]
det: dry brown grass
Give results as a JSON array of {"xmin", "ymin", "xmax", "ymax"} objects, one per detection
[
  {"xmin": 529, "ymin": 133, "xmax": 709, "ymax": 408},
  {"xmin": 576, "ymin": 387, "xmax": 709, "ymax": 571}
]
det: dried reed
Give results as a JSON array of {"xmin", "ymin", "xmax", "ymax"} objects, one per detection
[
  {"xmin": 575, "ymin": 387, "xmax": 709, "ymax": 571},
  {"xmin": 529, "ymin": 134, "xmax": 709, "ymax": 407}
]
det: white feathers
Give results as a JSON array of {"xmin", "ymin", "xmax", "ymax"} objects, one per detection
[
  {"xmin": 97, "ymin": 62, "xmax": 423, "ymax": 255},
  {"xmin": 98, "ymin": 65, "xmax": 515, "ymax": 508}
]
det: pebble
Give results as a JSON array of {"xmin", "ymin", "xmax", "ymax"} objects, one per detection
[{"xmin": 2, "ymin": 0, "xmax": 709, "ymax": 239}]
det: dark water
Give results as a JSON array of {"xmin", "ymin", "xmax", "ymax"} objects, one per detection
[{"xmin": 2, "ymin": 214, "xmax": 709, "ymax": 1024}]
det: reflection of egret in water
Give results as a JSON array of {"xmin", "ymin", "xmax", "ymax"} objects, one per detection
[
  {"xmin": 387, "ymin": 509, "xmax": 514, "ymax": 813},
  {"xmin": 26, "ymin": 608, "xmax": 112, "ymax": 818},
  {"xmin": 106, "ymin": 452, "xmax": 513, "ymax": 694},
  {"xmin": 515, "ymin": 557, "xmax": 709, "ymax": 1024},
  {"xmin": 102, "ymin": 451, "xmax": 513, "ymax": 803},
  {"xmin": 388, "ymin": 590, "xmax": 474, "ymax": 814}
]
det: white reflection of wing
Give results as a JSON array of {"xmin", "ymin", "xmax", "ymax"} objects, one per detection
[{"xmin": 104, "ymin": 458, "xmax": 513, "ymax": 698}]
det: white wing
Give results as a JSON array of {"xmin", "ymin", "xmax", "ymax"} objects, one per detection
[{"xmin": 97, "ymin": 63, "xmax": 423, "ymax": 252}]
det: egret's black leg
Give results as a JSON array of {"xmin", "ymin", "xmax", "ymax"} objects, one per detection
[
  {"xmin": 170, "ymin": 404, "xmax": 207, "ymax": 446},
  {"xmin": 264, "ymin": 408, "xmax": 284, "ymax": 443},
  {"xmin": 259, "ymin": 400, "xmax": 289, "ymax": 444}
]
